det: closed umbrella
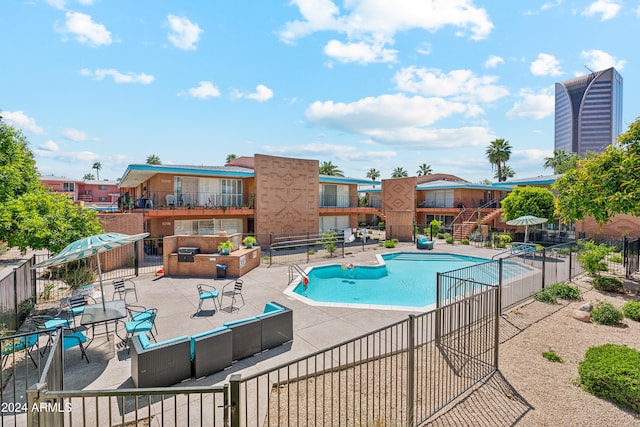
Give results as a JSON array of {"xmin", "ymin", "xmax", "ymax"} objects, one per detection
[
  {"xmin": 505, "ymin": 215, "xmax": 548, "ymax": 243},
  {"xmin": 33, "ymin": 232, "xmax": 149, "ymax": 310}
]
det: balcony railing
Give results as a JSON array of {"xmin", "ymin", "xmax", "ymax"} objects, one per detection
[{"xmin": 125, "ymin": 191, "xmax": 254, "ymax": 210}]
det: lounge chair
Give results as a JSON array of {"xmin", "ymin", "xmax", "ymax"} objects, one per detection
[{"xmin": 417, "ymin": 237, "xmax": 434, "ymax": 250}]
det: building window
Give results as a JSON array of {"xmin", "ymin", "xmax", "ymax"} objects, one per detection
[
  {"xmin": 99, "ymin": 185, "xmax": 109, "ymax": 190},
  {"xmin": 174, "ymin": 218, "xmax": 243, "ymax": 236},
  {"xmin": 63, "ymin": 182, "xmax": 75, "ymax": 192}
]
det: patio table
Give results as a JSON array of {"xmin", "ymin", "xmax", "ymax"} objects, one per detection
[{"xmin": 80, "ymin": 300, "xmax": 128, "ymax": 346}]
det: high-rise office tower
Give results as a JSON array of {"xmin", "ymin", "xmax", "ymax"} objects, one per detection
[{"xmin": 554, "ymin": 67, "xmax": 623, "ymax": 155}]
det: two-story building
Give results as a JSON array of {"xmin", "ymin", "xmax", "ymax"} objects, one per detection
[{"xmin": 40, "ymin": 176, "xmax": 119, "ymax": 210}]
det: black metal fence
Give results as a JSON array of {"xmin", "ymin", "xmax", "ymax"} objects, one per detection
[
  {"xmin": 625, "ymin": 237, "xmax": 640, "ymax": 278},
  {"xmin": 0, "ymin": 257, "xmax": 37, "ymax": 331}
]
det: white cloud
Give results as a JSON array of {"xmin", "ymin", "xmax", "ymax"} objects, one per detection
[
  {"xmin": 506, "ymin": 88, "xmax": 554, "ymax": 120},
  {"xmin": 581, "ymin": 49, "xmax": 626, "ymax": 71},
  {"xmin": 305, "ymin": 93, "xmax": 493, "ymax": 148},
  {"xmin": 80, "ymin": 68, "xmax": 154, "ymax": 84},
  {"xmin": 393, "ymin": 66, "xmax": 509, "ymax": 103},
  {"xmin": 57, "ymin": 12, "xmax": 112, "ymax": 47},
  {"xmin": 513, "ymin": 148, "xmax": 551, "ymax": 163},
  {"xmin": 34, "ymin": 149, "xmax": 100, "ymax": 163},
  {"xmin": 234, "ymin": 84, "xmax": 274, "ymax": 102},
  {"xmin": 167, "ymin": 15, "xmax": 203, "ymax": 50},
  {"xmin": 38, "ymin": 140, "xmax": 59, "ymax": 151},
  {"xmin": 185, "ymin": 81, "xmax": 221, "ymax": 99},
  {"xmin": 1, "ymin": 110, "xmax": 45, "ymax": 134},
  {"xmin": 582, "ymin": 0, "xmax": 621, "ymax": 21},
  {"xmin": 62, "ymin": 128, "xmax": 99, "ymax": 141},
  {"xmin": 416, "ymin": 42, "xmax": 431, "ymax": 56},
  {"xmin": 45, "ymin": 0, "xmax": 67, "ymax": 9},
  {"xmin": 324, "ymin": 39, "xmax": 397, "ymax": 63},
  {"xmin": 484, "ymin": 55, "xmax": 504, "ymax": 68},
  {"xmin": 280, "ymin": 0, "xmax": 493, "ymax": 64},
  {"xmin": 530, "ymin": 53, "xmax": 563, "ymax": 76}
]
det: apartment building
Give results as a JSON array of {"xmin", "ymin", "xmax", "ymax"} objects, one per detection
[{"xmin": 40, "ymin": 176, "xmax": 119, "ymax": 210}]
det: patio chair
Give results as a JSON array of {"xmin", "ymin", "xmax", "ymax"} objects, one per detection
[
  {"xmin": 220, "ymin": 279, "xmax": 245, "ymax": 312},
  {"xmin": 124, "ymin": 305, "xmax": 158, "ymax": 334},
  {"xmin": 61, "ymin": 294, "xmax": 96, "ymax": 329},
  {"xmin": 165, "ymin": 194, "xmax": 176, "ymax": 208},
  {"xmin": 1, "ymin": 332, "xmax": 39, "ymax": 368},
  {"xmin": 62, "ymin": 328, "xmax": 89, "ymax": 363},
  {"xmin": 123, "ymin": 308, "xmax": 158, "ymax": 352},
  {"xmin": 112, "ymin": 278, "xmax": 138, "ymax": 302},
  {"xmin": 181, "ymin": 194, "xmax": 193, "ymax": 207},
  {"xmin": 196, "ymin": 284, "xmax": 220, "ymax": 314}
]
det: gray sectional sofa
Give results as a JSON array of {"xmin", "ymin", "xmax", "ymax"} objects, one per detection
[{"xmin": 130, "ymin": 301, "xmax": 293, "ymax": 387}]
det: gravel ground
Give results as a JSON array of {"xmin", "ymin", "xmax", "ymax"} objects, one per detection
[{"xmin": 447, "ymin": 274, "xmax": 640, "ymax": 426}]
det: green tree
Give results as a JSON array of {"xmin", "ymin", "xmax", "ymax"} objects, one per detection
[
  {"xmin": 544, "ymin": 149, "xmax": 580, "ymax": 174},
  {"xmin": 321, "ymin": 229, "xmax": 338, "ymax": 257},
  {"xmin": 92, "ymin": 161, "xmax": 102, "ymax": 180},
  {"xmin": 485, "ymin": 138, "xmax": 512, "ymax": 182},
  {"xmin": 391, "ymin": 167, "xmax": 408, "ymax": 178},
  {"xmin": 225, "ymin": 154, "xmax": 237, "ymax": 164},
  {"xmin": 366, "ymin": 168, "xmax": 380, "ymax": 183},
  {"xmin": 83, "ymin": 173, "xmax": 95, "ymax": 180},
  {"xmin": 0, "ymin": 119, "xmax": 104, "ymax": 253},
  {"xmin": 554, "ymin": 116, "xmax": 640, "ymax": 224},
  {"xmin": 494, "ymin": 165, "xmax": 515, "ymax": 181},
  {"xmin": 501, "ymin": 186, "xmax": 555, "ymax": 221},
  {"xmin": 319, "ymin": 161, "xmax": 344, "ymax": 176},
  {"xmin": 417, "ymin": 163, "xmax": 432, "ymax": 176},
  {"xmin": 146, "ymin": 154, "xmax": 162, "ymax": 165}
]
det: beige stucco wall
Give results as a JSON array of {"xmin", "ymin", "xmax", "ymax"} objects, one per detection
[
  {"xmin": 575, "ymin": 214, "xmax": 640, "ymax": 238},
  {"xmin": 382, "ymin": 177, "xmax": 417, "ymax": 241},
  {"xmin": 254, "ymin": 154, "xmax": 319, "ymax": 237}
]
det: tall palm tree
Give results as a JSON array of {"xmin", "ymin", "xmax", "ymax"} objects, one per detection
[
  {"xmin": 319, "ymin": 161, "xmax": 344, "ymax": 176},
  {"xmin": 391, "ymin": 167, "xmax": 408, "ymax": 178},
  {"xmin": 226, "ymin": 154, "xmax": 237, "ymax": 164},
  {"xmin": 146, "ymin": 154, "xmax": 162, "ymax": 165},
  {"xmin": 417, "ymin": 163, "xmax": 432, "ymax": 176},
  {"xmin": 92, "ymin": 162, "xmax": 102, "ymax": 181},
  {"xmin": 485, "ymin": 139, "xmax": 512, "ymax": 182},
  {"xmin": 494, "ymin": 165, "xmax": 515, "ymax": 181},
  {"xmin": 83, "ymin": 173, "xmax": 95, "ymax": 181},
  {"xmin": 366, "ymin": 168, "xmax": 380, "ymax": 182},
  {"xmin": 543, "ymin": 149, "xmax": 579, "ymax": 174}
]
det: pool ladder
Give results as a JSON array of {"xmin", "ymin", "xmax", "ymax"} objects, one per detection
[{"xmin": 288, "ymin": 264, "xmax": 307, "ymax": 285}]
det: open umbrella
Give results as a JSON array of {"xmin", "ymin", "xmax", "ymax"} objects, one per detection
[
  {"xmin": 33, "ymin": 232, "xmax": 149, "ymax": 310},
  {"xmin": 505, "ymin": 215, "xmax": 548, "ymax": 243}
]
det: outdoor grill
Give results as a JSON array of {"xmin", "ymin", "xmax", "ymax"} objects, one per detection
[{"xmin": 177, "ymin": 247, "xmax": 200, "ymax": 262}]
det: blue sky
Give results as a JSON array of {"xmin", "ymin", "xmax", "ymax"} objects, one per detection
[{"xmin": 2, "ymin": 0, "xmax": 638, "ymax": 183}]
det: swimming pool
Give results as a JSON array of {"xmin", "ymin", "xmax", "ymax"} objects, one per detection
[{"xmin": 287, "ymin": 252, "xmax": 530, "ymax": 310}]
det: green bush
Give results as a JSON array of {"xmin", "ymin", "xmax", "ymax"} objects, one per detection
[
  {"xmin": 578, "ymin": 344, "xmax": 640, "ymax": 413},
  {"xmin": 461, "ymin": 239, "xmax": 470, "ymax": 245},
  {"xmin": 542, "ymin": 349, "xmax": 563, "ymax": 363},
  {"xmin": 436, "ymin": 232, "xmax": 447, "ymax": 239},
  {"xmin": 533, "ymin": 289, "xmax": 557, "ymax": 304},
  {"xmin": 592, "ymin": 276, "xmax": 623, "ymax": 293},
  {"xmin": 591, "ymin": 302, "xmax": 624, "ymax": 325},
  {"xmin": 622, "ymin": 300, "xmax": 640, "ymax": 322},
  {"xmin": 484, "ymin": 241, "xmax": 492, "ymax": 248},
  {"xmin": 383, "ymin": 239, "xmax": 396, "ymax": 248},
  {"xmin": 429, "ymin": 219, "xmax": 441, "ymax": 235},
  {"xmin": 545, "ymin": 283, "xmax": 581, "ymax": 300},
  {"xmin": 609, "ymin": 253, "xmax": 623, "ymax": 264},
  {"xmin": 579, "ymin": 241, "xmax": 614, "ymax": 275},
  {"xmin": 60, "ymin": 262, "xmax": 96, "ymax": 289},
  {"xmin": 445, "ymin": 236, "xmax": 454, "ymax": 244}
]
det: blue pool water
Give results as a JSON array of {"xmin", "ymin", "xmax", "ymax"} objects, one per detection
[{"xmin": 292, "ymin": 252, "xmax": 524, "ymax": 308}]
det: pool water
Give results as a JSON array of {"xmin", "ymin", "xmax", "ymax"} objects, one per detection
[{"xmin": 292, "ymin": 252, "xmax": 525, "ymax": 309}]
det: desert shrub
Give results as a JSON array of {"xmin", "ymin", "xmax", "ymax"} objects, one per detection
[
  {"xmin": 578, "ymin": 344, "xmax": 640, "ymax": 413},
  {"xmin": 461, "ymin": 239, "xmax": 470, "ymax": 245},
  {"xmin": 60, "ymin": 262, "xmax": 96, "ymax": 289},
  {"xmin": 436, "ymin": 232, "xmax": 447, "ymax": 239},
  {"xmin": 383, "ymin": 239, "xmax": 396, "ymax": 248},
  {"xmin": 484, "ymin": 241, "xmax": 492, "ymax": 248},
  {"xmin": 545, "ymin": 283, "xmax": 581, "ymax": 300},
  {"xmin": 542, "ymin": 349, "xmax": 563, "ymax": 363},
  {"xmin": 592, "ymin": 276, "xmax": 623, "ymax": 293},
  {"xmin": 622, "ymin": 300, "xmax": 640, "ymax": 322},
  {"xmin": 591, "ymin": 302, "xmax": 624, "ymax": 325},
  {"xmin": 579, "ymin": 241, "xmax": 614, "ymax": 275},
  {"xmin": 533, "ymin": 289, "xmax": 557, "ymax": 304},
  {"xmin": 445, "ymin": 236, "xmax": 454, "ymax": 244},
  {"xmin": 468, "ymin": 229, "xmax": 483, "ymax": 242}
]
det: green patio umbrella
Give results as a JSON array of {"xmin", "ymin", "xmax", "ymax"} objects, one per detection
[
  {"xmin": 33, "ymin": 232, "xmax": 149, "ymax": 310},
  {"xmin": 505, "ymin": 215, "xmax": 548, "ymax": 243}
]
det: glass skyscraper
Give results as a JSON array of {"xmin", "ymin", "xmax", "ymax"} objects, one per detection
[{"xmin": 554, "ymin": 67, "xmax": 623, "ymax": 155}]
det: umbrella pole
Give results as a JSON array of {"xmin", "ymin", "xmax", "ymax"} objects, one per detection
[{"xmin": 97, "ymin": 254, "xmax": 106, "ymax": 311}]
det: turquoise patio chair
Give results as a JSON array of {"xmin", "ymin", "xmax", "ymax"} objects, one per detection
[
  {"xmin": 1, "ymin": 332, "xmax": 39, "ymax": 368},
  {"xmin": 62, "ymin": 328, "xmax": 89, "ymax": 363},
  {"xmin": 123, "ymin": 308, "xmax": 158, "ymax": 352},
  {"xmin": 196, "ymin": 284, "xmax": 220, "ymax": 313}
]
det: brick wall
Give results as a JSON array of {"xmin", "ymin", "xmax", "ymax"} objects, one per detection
[{"xmin": 254, "ymin": 154, "xmax": 319, "ymax": 237}]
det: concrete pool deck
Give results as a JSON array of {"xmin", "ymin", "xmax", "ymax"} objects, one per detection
[{"xmin": 58, "ymin": 241, "xmax": 514, "ymax": 391}]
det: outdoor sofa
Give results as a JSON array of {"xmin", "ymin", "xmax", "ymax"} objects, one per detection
[
  {"xmin": 416, "ymin": 237, "xmax": 434, "ymax": 250},
  {"xmin": 130, "ymin": 301, "xmax": 293, "ymax": 387}
]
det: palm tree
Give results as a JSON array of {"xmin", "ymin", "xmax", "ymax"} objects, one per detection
[
  {"xmin": 494, "ymin": 165, "xmax": 515, "ymax": 181},
  {"xmin": 226, "ymin": 154, "xmax": 237, "ymax": 164},
  {"xmin": 366, "ymin": 168, "xmax": 380, "ymax": 182},
  {"xmin": 92, "ymin": 162, "xmax": 102, "ymax": 181},
  {"xmin": 485, "ymin": 139, "xmax": 512, "ymax": 182},
  {"xmin": 146, "ymin": 154, "xmax": 162, "ymax": 165},
  {"xmin": 319, "ymin": 161, "xmax": 344, "ymax": 176},
  {"xmin": 83, "ymin": 173, "xmax": 95, "ymax": 181},
  {"xmin": 417, "ymin": 163, "xmax": 432, "ymax": 176},
  {"xmin": 391, "ymin": 167, "xmax": 408, "ymax": 178},
  {"xmin": 544, "ymin": 149, "xmax": 579, "ymax": 174}
]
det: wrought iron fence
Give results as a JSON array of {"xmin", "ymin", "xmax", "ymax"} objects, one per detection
[{"xmin": 625, "ymin": 237, "xmax": 640, "ymax": 278}]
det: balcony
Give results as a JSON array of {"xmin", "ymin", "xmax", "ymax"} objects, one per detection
[{"xmin": 124, "ymin": 191, "xmax": 255, "ymax": 217}]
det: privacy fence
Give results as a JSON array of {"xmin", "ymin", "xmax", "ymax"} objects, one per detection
[{"xmin": 2, "ymin": 236, "xmax": 638, "ymax": 426}]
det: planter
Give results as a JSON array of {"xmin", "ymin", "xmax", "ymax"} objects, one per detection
[
  {"xmin": 221, "ymin": 248, "xmax": 230, "ymax": 255},
  {"xmin": 73, "ymin": 284, "xmax": 95, "ymax": 297}
]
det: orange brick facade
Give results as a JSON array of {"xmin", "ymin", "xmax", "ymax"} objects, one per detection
[{"xmin": 381, "ymin": 177, "xmax": 417, "ymax": 241}]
